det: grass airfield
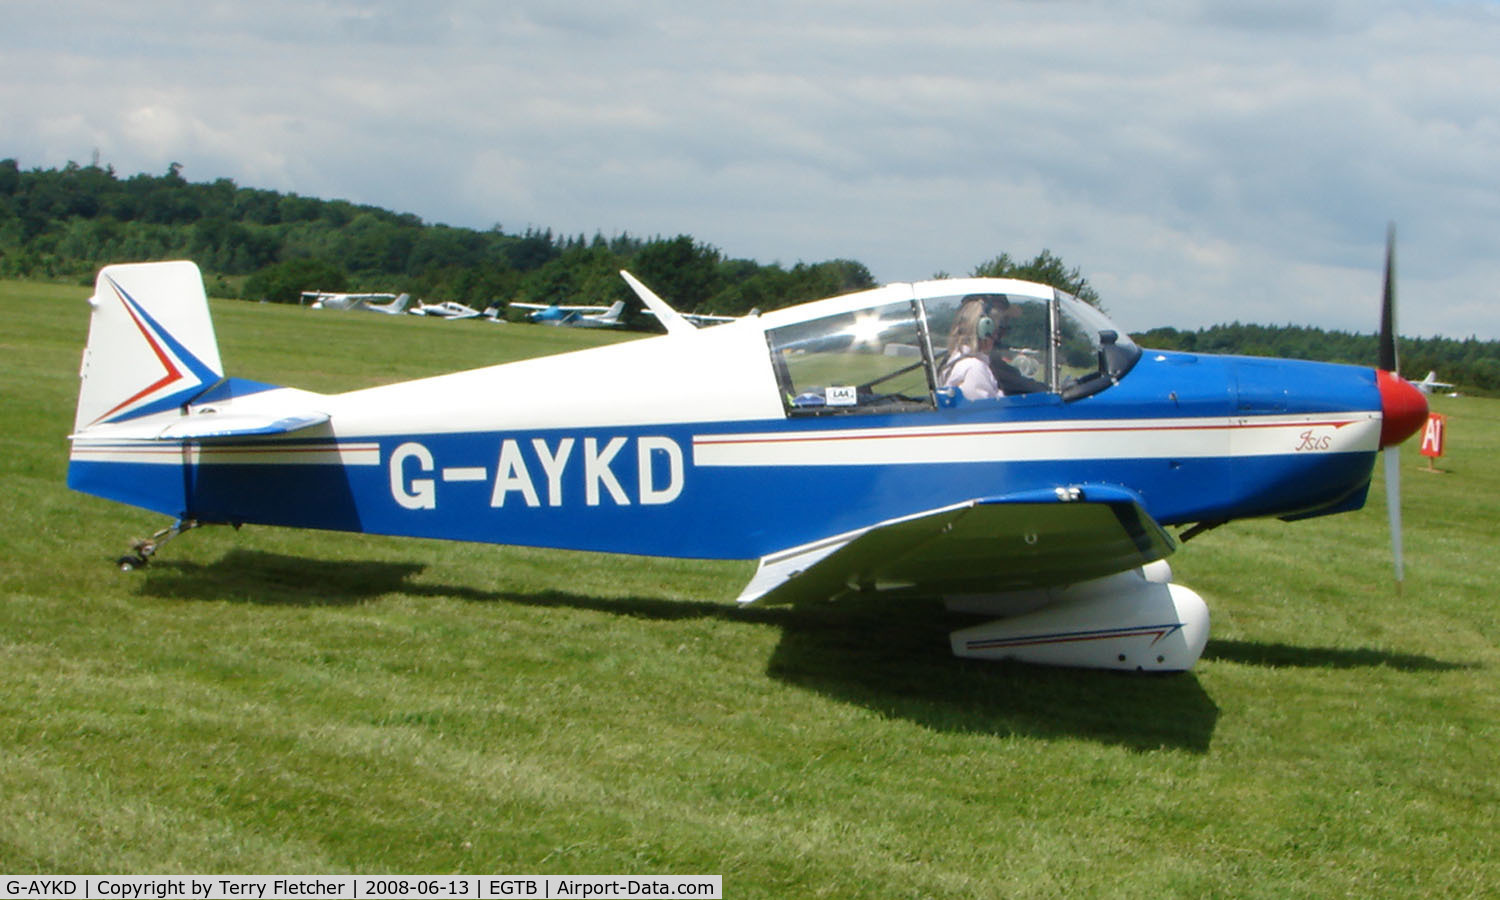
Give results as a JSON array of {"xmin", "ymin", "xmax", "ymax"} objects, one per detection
[{"xmin": 1, "ymin": 278, "xmax": 1496, "ymax": 896}]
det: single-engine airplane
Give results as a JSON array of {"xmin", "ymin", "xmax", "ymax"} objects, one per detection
[
  {"xmin": 67, "ymin": 238, "xmax": 1428, "ymax": 671},
  {"xmin": 408, "ymin": 299, "xmax": 483, "ymax": 320},
  {"xmin": 511, "ymin": 299, "xmax": 628, "ymax": 327},
  {"xmin": 1413, "ymin": 371, "xmax": 1455, "ymax": 395},
  {"xmin": 301, "ymin": 291, "xmax": 412, "ymax": 315},
  {"xmin": 644, "ymin": 308, "xmax": 740, "ymax": 328}
]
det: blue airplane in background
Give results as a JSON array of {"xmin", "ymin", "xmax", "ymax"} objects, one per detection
[
  {"xmin": 510, "ymin": 299, "xmax": 629, "ymax": 327},
  {"xmin": 67, "ymin": 234, "xmax": 1427, "ymax": 671}
]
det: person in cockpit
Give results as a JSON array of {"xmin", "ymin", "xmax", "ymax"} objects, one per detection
[
  {"xmin": 939, "ymin": 297, "xmax": 1002, "ymax": 400},
  {"xmin": 982, "ymin": 295, "xmax": 1049, "ymax": 395}
]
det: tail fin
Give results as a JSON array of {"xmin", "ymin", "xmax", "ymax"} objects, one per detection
[
  {"xmin": 373, "ymin": 293, "xmax": 411, "ymax": 314},
  {"xmin": 75, "ymin": 261, "xmax": 223, "ymax": 433}
]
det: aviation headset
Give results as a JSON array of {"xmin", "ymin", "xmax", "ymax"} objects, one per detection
[{"xmin": 965, "ymin": 295, "xmax": 1000, "ymax": 341}]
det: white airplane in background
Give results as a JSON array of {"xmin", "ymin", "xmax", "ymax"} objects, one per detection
[
  {"xmin": 1413, "ymin": 371, "xmax": 1455, "ymax": 395},
  {"xmin": 409, "ymin": 300, "xmax": 483, "ymax": 320},
  {"xmin": 510, "ymin": 299, "xmax": 629, "ymax": 327},
  {"xmin": 644, "ymin": 308, "xmax": 740, "ymax": 327},
  {"xmin": 302, "ymin": 292, "xmax": 412, "ymax": 315},
  {"xmin": 511, "ymin": 282, "xmax": 739, "ymax": 330}
]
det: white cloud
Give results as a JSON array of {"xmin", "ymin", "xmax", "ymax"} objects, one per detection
[{"xmin": 3, "ymin": 0, "xmax": 1498, "ymax": 338}]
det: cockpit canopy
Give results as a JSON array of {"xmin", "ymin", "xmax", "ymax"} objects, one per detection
[{"xmin": 765, "ymin": 279, "xmax": 1139, "ymax": 416}]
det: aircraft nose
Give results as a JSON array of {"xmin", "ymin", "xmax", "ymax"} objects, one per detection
[{"xmin": 1377, "ymin": 369, "xmax": 1428, "ymax": 448}]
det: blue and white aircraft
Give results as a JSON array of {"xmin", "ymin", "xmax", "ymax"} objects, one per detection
[
  {"xmin": 511, "ymin": 299, "xmax": 629, "ymax": 327},
  {"xmin": 67, "ymin": 247, "xmax": 1428, "ymax": 671}
]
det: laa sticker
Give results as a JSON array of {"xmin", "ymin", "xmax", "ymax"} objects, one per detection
[{"xmin": 825, "ymin": 385, "xmax": 858, "ymax": 407}]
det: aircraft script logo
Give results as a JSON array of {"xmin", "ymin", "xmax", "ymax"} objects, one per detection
[
  {"xmin": 1294, "ymin": 429, "xmax": 1334, "ymax": 452},
  {"xmin": 389, "ymin": 436, "xmax": 685, "ymax": 510}
]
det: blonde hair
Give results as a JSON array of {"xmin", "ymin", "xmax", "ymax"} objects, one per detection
[{"xmin": 947, "ymin": 297, "xmax": 992, "ymax": 355}]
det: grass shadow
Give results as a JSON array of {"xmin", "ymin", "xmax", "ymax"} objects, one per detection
[
  {"xmin": 140, "ymin": 548, "xmax": 426, "ymax": 607},
  {"xmin": 403, "ymin": 579, "xmax": 1223, "ymax": 753},
  {"xmin": 140, "ymin": 549, "xmax": 1220, "ymax": 751},
  {"xmin": 142, "ymin": 550, "xmax": 1464, "ymax": 752},
  {"xmin": 1204, "ymin": 638, "xmax": 1475, "ymax": 671},
  {"xmin": 763, "ymin": 595, "xmax": 1221, "ymax": 753}
]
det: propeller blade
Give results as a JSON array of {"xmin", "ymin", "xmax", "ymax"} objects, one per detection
[
  {"xmin": 1385, "ymin": 446, "xmax": 1404, "ymax": 589},
  {"xmin": 1377, "ymin": 223, "xmax": 1411, "ymax": 591},
  {"xmin": 1379, "ymin": 223, "xmax": 1398, "ymax": 373}
]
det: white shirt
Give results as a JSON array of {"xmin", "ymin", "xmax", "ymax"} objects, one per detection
[{"xmin": 942, "ymin": 348, "xmax": 1000, "ymax": 400}]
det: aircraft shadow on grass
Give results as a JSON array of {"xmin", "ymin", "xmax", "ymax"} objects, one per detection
[
  {"xmin": 139, "ymin": 549, "xmax": 1471, "ymax": 753},
  {"xmin": 140, "ymin": 549, "xmax": 1219, "ymax": 752},
  {"xmin": 1201, "ymin": 639, "xmax": 1473, "ymax": 672},
  {"xmin": 141, "ymin": 549, "xmax": 427, "ymax": 607}
]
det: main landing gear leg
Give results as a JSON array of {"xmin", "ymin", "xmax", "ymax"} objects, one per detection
[{"xmin": 116, "ymin": 518, "xmax": 204, "ymax": 572}]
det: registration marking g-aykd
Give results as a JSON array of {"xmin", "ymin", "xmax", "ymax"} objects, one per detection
[{"xmin": 390, "ymin": 435, "xmax": 685, "ymax": 511}]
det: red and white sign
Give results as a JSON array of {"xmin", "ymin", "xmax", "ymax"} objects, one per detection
[{"xmin": 1419, "ymin": 412, "xmax": 1447, "ymax": 458}]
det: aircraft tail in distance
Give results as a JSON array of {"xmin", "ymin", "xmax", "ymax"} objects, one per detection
[{"xmin": 596, "ymin": 300, "xmax": 627, "ymax": 324}]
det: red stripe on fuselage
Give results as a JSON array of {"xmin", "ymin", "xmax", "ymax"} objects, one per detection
[{"xmin": 694, "ymin": 418, "xmax": 1359, "ymax": 448}]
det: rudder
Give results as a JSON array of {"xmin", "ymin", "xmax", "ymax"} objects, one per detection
[{"xmin": 74, "ymin": 261, "xmax": 224, "ymax": 433}]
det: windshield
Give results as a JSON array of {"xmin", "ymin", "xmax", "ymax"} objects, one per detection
[
  {"xmin": 763, "ymin": 282, "xmax": 1140, "ymax": 416},
  {"xmin": 1053, "ymin": 290, "xmax": 1140, "ymax": 400}
]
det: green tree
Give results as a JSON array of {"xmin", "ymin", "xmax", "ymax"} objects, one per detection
[
  {"xmin": 243, "ymin": 257, "xmax": 348, "ymax": 303},
  {"xmin": 516, "ymin": 245, "xmax": 628, "ymax": 309},
  {"xmin": 630, "ymin": 235, "xmax": 723, "ymax": 311},
  {"xmin": 971, "ymin": 250, "xmax": 1101, "ymax": 308},
  {"xmin": 0, "ymin": 158, "xmax": 19, "ymax": 195}
]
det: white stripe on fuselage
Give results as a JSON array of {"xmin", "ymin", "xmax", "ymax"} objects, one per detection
[
  {"xmin": 71, "ymin": 411, "xmax": 1380, "ymax": 472},
  {"xmin": 69, "ymin": 441, "xmax": 381, "ymax": 466},
  {"xmin": 692, "ymin": 412, "xmax": 1380, "ymax": 467}
]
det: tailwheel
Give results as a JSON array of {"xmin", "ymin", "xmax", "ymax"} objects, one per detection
[
  {"xmin": 114, "ymin": 518, "xmax": 204, "ymax": 573},
  {"xmin": 116, "ymin": 555, "xmax": 148, "ymax": 572}
]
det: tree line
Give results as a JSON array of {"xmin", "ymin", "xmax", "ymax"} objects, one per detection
[
  {"xmin": 2, "ymin": 159, "xmax": 1495, "ymax": 391},
  {"xmin": 0, "ymin": 160, "xmax": 1098, "ymax": 317},
  {"xmin": 0, "ymin": 159, "xmax": 886, "ymax": 324},
  {"xmin": 1137, "ymin": 323, "xmax": 1500, "ymax": 394}
]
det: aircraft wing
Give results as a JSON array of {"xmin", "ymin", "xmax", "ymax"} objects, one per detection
[
  {"xmin": 738, "ymin": 485, "xmax": 1177, "ymax": 606},
  {"xmin": 509, "ymin": 302, "xmax": 611, "ymax": 313},
  {"xmin": 644, "ymin": 309, "xmax": 740, "ymax": 326}
]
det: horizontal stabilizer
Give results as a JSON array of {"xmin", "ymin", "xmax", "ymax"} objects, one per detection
[
  {"xmin": 153, "ymin": 411, "xmax": 331, "ymax": 441},
  {"xmin": 739, "ymin": 485, "xmax": 1177, "ymax": 606}
]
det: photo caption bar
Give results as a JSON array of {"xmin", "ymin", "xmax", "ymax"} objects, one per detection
[{"xmin": 1, "ymin": 877, "xmax": 722, "ymax": 900}]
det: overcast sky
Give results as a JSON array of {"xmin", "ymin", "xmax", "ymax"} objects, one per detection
[{"xmin": 5, "ymin": 0, "xmax": 1498, "ymax": 340}]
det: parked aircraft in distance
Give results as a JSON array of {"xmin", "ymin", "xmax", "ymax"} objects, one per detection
[
  {"xmin": 511, "ymin": 299, "xmax": 629, "ymax": 327},
  {"xmin": 644, "ymin": 308, "xmax": 739, "ymax": 327},
  {"xmin": 409, "ymin": 300, "xmax": 483, "ymax": 320},
  {"xmin": 66, "ymin": 234, "xmax": 1427, "ymax": 672},
  {"xmin": 1413, "ymin": 371, "xmax": 1455, "ymax": 395},
  {"xmin": 301, "ymin": 292, "xmax": 411, "ymax": 315}
]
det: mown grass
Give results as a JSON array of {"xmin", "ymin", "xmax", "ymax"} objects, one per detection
[{"xmin": 1, "ymin": 277, "xmax": 1496, "ymax": 896}]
